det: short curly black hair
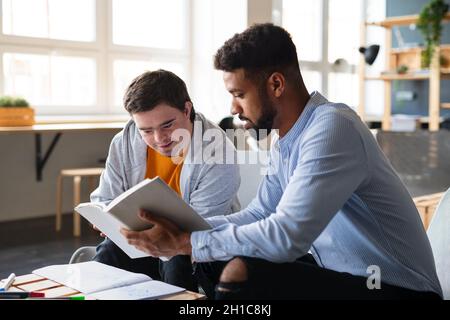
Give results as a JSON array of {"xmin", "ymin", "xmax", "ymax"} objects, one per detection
[
  {"xmin": 214, "ymin": 23, "xmax": 300, "ymax": 81},
  {"xmin": 124, "ymin": 69, "xmax": 195, "ymax": 122}
]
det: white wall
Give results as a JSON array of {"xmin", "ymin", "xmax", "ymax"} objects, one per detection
[
  {"xmin": 0, "ymin": 131, "xmax": 117, "ymax": 222},
  {"xmin": 247, "ymin": 0, "xmax": 273, "ymax": 24}
]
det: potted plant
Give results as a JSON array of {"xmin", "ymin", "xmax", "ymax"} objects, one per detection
[
  {"xmin": 0, "ymin": 96, "xmax": 35, "ymax": 126},
  {"xmin": 417, "ymin": 0, "xmax": 449, "ymax": 68}
]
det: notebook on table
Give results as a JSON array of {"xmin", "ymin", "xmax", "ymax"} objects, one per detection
[{"xmin": 33, "ymin": 261, "xmax": 185, "ymax": 300}]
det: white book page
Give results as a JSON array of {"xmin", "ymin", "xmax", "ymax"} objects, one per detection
[
  {"xmin": 105, "ymin": 178, "xmax": 153, "ymax": 212},
  {"xmin": 33, "ymin": 261, "xmax": 151, "ymax": 294},
  {"xmin": 91, "ymin": 280, "xmax": 185, "ymax": 300},
  {"xmin": 75, "ymin": 203, "xmax": 150, "ymax": 259}
]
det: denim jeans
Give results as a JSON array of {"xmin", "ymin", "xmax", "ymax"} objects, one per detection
[{"xmin": 195, "ymin": 254, "xmax": 441, "ymax": 300}]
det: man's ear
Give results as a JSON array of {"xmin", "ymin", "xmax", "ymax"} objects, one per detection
[
  {"xmin": 184, "ymin": 101, "xmax": 193, "ymax": 118},
  {"xmin": 268, "ymin": 72, "xmax": 285, "ymax": 98}
]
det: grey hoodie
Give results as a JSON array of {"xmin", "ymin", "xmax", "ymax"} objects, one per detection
[{"xmin": 91, "ymin": 113, "xmax": 240, "ymax": 218}]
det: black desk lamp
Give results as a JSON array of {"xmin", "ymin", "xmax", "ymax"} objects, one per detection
[{"xmin": 359, "ymin": 45, "xmax": 380, "ymax": 65}]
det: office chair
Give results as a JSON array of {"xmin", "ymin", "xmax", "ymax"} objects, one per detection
[{"xmin": 69, "ymin": 246, "xmax": 97, "ymax": 264}]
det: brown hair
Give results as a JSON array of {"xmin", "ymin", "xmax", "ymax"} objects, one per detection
[{"xmin": 123, "ymin": 69, "xmax": 195, "ymax": 122}]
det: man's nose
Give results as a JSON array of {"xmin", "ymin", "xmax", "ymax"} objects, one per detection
[
  {"xmin": 154, "ymin": 129, "xmax": 168, "ymax": 143},
  {"xmin": 231, "ymin": 100, "xmax": 242, "ymax": 116}
]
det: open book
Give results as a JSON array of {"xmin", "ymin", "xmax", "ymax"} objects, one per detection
[
  {"xmin": 75, "ymin": 177, "xmax": 211, "ymax": 259},
  {"xmin": 33, "ymin": 261, "xmax": 185, "ymax": 300}
]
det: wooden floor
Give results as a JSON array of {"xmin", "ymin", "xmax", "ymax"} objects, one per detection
[{"xmin": 0, "ymin": 214, "xmax": 100, "ymax": 279}]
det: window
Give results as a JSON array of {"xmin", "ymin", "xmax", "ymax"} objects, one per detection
[
  {"xmin": 190, "ymin": 0, "xmax": 247, "ymax": 123},
  {"xmin": 0, "ymin": 0, "xmax": 189, "ymax": 115},
  {"xmin": 112, "ymin": 59, "xmax": 186, "ymax": 106},
  {"xmin": 328, "ymin": 72, "xmax": 359, "ymax": 107},
  {"xmin": 112, "ymin": 0, "xmax": 187, "ymax": 50},
  {"xmin": 328, "ymin": 0, "xmax": 361, "ymax": 65},
  {"xmin": 109, "ymin": 0, "xmax": 189, "ymax": 112},
  {"xmin": 280, "ymin": 0, "xmax": 364, "ymax": 108},
  {"xmin": 2, "ymin": 0, "xmax": 95, "ymax": 41},
  {"xmin": 301, "ymin": 70, "xmax": 322, "ymax": 94},
  {"xmin": 3, "ymin": 52, "xmax": 96, "ymax": 107},
  {"xmin": 282, "ymin": 0, "xmax": 322, "ymax": 62}
]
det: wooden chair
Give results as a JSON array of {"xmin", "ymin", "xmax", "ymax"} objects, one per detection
[
  {"xmin": 413, "ymin": 192, "xmax": 445, "ymax": 230},
  {"xmin": 56, "ymin": 168, "xmax": 104, "ymax": 236}
]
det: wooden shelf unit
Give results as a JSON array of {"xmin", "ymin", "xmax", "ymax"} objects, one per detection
[
  {"xmin": 367, "ymin": 12, "xmax": 450, "ymax": 28},
  {"xmin": 359, "ymin": 13, "xmax": 450, "ymax": 131}
]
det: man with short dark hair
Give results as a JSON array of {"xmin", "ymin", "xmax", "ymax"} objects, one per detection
[
  {"xmin": 123, "ymin": 69, "xmax": 196, "ymax": 122},
  {"xmin": 121, "ymin": 25, "xmax": 442, "ymax": 299},
  {"xmin": 92, "ymin": 69, "xmax": 239, "ymax": 292}
]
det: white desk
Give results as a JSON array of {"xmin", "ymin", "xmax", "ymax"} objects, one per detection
[{"xmin": 0, "ymin": 122, "xmax": 125, "ymax": 181}]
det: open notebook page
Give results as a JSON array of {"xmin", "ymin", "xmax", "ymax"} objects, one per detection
[
  {"xmin": 91, "ymin": 280, "xmax": 185, "ymax": 300},
  {"xmin": 33, "ymin": 261, "xmax": 151, "ymax": 294}
]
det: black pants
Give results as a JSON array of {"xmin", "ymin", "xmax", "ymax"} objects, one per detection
[
  {"xmin": 93, "ymin": 238, "xmax": 198, "ymax": 292},
  {"xmin": 195, "ymin": 255, "xmax": 441, "ymax": 300}
]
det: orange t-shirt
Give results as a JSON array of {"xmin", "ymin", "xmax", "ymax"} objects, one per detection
[{"xmin": 145, "ymin": 147, "xmax": 183, "ymax": 196}]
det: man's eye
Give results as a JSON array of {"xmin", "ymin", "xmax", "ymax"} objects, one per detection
[
  {"xmin": 234, "ymin": 93, "xmax": 244, "ymax": 98},
  {"xmin": 162, "ymin": 123, "xmax": 173, "ymax": 129}
]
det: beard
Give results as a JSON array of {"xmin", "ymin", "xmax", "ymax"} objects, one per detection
[{"xmin": 247, "ymin": 87, "xmax": 277, "ymax": 141}]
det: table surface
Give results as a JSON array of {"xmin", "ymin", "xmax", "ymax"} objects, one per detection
[
  {"xmin": 1, "ymin": 273, "xmax": 205, "ymax": 300},
  {"xmin": 0, "ymin": 122, "xmax": 126, "ymax": 134}
]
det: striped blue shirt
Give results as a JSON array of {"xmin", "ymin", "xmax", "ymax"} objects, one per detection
[{"xmin": 191, "ymin": 91, "xmax": 442, "ymax": 295}]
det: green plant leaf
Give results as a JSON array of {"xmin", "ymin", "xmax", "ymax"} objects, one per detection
[
  {"xmin": 0, "ymin": 96, "xmax": 30, "ymax": 108},
  {"xmin": 416, "ymin": 0, "xmax": 449, "ymax": 68}
]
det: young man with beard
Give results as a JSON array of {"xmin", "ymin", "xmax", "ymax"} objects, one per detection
[
  {"xmin": 91, "ymin": 69, "xmax": 239, "ymax": 292},
  {"xmin": 120, "ymin": 25, "xmax": 442, "ymax": 300}
]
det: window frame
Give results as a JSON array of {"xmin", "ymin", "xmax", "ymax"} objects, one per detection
[
  {"xmin": 0, "ymin": 44, "xmax": 102, "ymax": 113},
  {"xmin": 0, "ymin": 0, "xmax": 191, "ymax": 115},
  {"xmin": 275, "ymin": 0, "xmax": 364, "ymax": 103},
  {"xmin": 107, "ymin": 51, "xmax": 190, "ymax": 112}
]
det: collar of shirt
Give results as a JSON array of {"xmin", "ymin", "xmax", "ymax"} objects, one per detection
[{"xmin": 275, "ymin": 91, "xmax": 328, "ymax": 157}]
